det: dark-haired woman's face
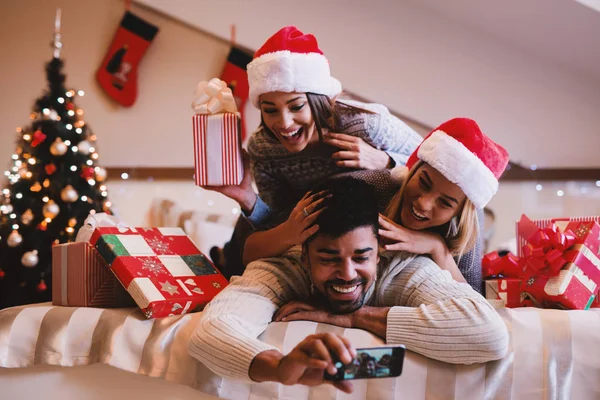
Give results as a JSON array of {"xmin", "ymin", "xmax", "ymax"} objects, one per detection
[
  {"xmin": 400, "ymin": 163, "xmax": 466, "ymax": 230},
  {"xmin": 259, "ymin": 92, "xmax": 317, "ymax": 152}
]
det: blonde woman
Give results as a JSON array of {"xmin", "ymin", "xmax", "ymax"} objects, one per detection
[{"xmin": 380, "ymin": 118, "xmax": 509, "ymax": 291}]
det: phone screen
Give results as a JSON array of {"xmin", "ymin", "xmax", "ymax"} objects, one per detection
[{"xmin": 324, "ymin": 345, "xmax": 405, "ymax": 381}]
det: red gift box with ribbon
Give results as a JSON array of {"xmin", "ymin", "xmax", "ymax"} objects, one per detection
[
  {"xmin": 512, "ymin": 215, "xmax": 600, "ymax": 309},
  {"xmin": 192, "ymin": 78, "xmax": 244, "ymax": 186},
  {"xmin": 484, "ymin": 278, "xmax": 528, "ymax": 308},
  {"xmin": 523, "ymin": 261, "xmax": 598, "ymax": 310}
]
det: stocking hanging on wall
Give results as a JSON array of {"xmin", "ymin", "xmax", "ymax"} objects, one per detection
[
  {"xmin": 96, "ymin": 11, "xmax": 159, "ymax": 107},
  {"xmin": 220, "ymin": 46, "xmax": 253, "ymax": 141}
]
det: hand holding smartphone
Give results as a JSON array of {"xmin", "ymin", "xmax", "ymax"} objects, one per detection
[{"xmin": 324, "ymin": 345, "xmax": 405, "ymax": 381}]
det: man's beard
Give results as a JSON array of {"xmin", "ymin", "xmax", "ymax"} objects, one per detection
[{"xmin": 311, "ymin": 278, "xmax": 368, "ymax": 314}]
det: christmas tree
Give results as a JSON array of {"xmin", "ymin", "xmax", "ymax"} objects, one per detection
[{"xmin": 0, "ymin": 10, "xmax": 111, "ymax": 308}]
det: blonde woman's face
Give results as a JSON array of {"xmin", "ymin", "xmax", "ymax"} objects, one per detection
[
  {"xmin": 259, "ymin": 92, "xmax": 317, "ymax": 152},
  {"xmin": 400, "ymin": 163, "xmax": 466, "ymax": 230}
]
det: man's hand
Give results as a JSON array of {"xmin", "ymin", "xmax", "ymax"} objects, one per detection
[
  {"xmin": 324, "ymin": 132, "xmax": 392, "ymax": 170},
  {"xmin": 278, "ymin": 333, "xmax": 356, "ymax": 393},
  {"xmin": 273, "ymin": 301, "xmax": 354, "ymax": 328}
]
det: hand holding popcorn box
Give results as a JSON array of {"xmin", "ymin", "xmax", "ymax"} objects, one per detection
[{"xmin": 192, "ymin": 78, "xmax": 244, "ymax": 186}]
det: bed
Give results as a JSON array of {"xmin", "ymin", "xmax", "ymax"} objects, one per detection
[{"xmin": 1, "ymin": 303, "xmax": 599, "ymax": 399}]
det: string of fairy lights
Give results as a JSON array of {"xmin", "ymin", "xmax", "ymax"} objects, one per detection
[{"xmin": 0, "ymin": 88, "xmax": 111, "ymax": 269}]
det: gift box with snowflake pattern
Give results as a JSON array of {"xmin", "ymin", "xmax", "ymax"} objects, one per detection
[{"xmin": 90, "ymin": 226, "xmax": 228, "ymax": 318}]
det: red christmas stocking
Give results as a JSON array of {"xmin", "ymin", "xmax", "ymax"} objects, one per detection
[
  {"xmin": 96, "ymin": 11, "xmax": 158, "ymax": 107},
  {"xmin": 220, "ymin": 46, "xmax": 253, "ymax": 141}
]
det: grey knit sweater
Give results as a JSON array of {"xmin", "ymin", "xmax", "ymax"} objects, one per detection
[
  {"xmin": 188, "ymin": 248, "xmax": 508, "ymax": 382},
  {"xmin": 238, "ymin": 100, "xmax": 483, "ymax": 292},
  {"xmin": 245, "ymin": 100, "xmax": 422, "ymax": 226}
]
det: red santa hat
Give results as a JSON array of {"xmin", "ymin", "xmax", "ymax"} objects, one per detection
[
  {"xmin": 391, "ymin": 118, "xmax": 509, "ymax": 209},
  {"xmin": 247, "ymin": 26, "xmax": 342, "ymax": 107}
]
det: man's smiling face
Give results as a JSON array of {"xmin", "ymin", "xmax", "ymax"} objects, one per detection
[{"xmin": 304, "ymin": 226, "xmax": 379, "ymax": 314}]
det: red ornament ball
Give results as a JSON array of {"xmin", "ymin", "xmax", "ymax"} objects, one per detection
[
  {"xmin": 32, "ymin": 130, "xmax": 47, "ymax": 147},
  {"xmin": 37, "ymin": 280, "xmax": 47, "ymax": 292},
  {"xmin": 45, "ymin": 163, "xmax": 57, "ymax": 175}
]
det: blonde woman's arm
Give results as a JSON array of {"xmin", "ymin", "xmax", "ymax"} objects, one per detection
[{"xmin": 378, "ymin": 214, "xmax": 467, "ymax": 283}]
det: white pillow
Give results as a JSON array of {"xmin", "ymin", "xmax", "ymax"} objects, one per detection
[{"xmin": 184, "ymin": 215, "xmax": 235, "ymax": 256}]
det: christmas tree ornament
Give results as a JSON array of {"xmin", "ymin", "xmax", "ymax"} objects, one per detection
[
  {"xmin": 7, "ymin": 230, "xmax": 23, "ymax": 247},
  {"xmin": 37, "ymin": 221, "xmax": 48, "ymax": 231},
  {"xmin": 50, "ymin": 137, "xmax": 67, "ymax": 156},
  {"xmin": 18, "ymin": 167, "xmax": 30, "ymax": 179},
  {"xmin": 31, "ymin": 130, "xmax": 47, "ymax": 147},
  {"xmin": 0, "ymin": 269, "xmax": 4, "ymax": 279},
  {"xmin": 77, "ymin": 140, "xmax": 92, "ymax": 155},
  {"xmin": 1, "ymin": 204, "xmax": 14, "ymax": 214},
  {"xmin": 68, "ymin": 217, "xmax": 77, "ymax": 227},
  {"xmin": 96, "ymin": 11, "xmax": 159, "ymax": 107},
  {"xmin": 43, "ymin": 178, "xmax": 51, "ymax": 188},
  {"xmin": 80, "ymin": 166, "xmax": 95, "ymax": 180},
  {"xmin": 37, "ymin": 279, "xmax": 47, "ymax": 292},
  {"xmin": 42, "ymin": 200, "xmax": 60, "ymax": 218},
  {"xmin": 21, "ymin": 250, "xmax": 39, "ymax": 268},
  {"xmin": 45, "ymin": 163, "xmax": 57, "ymax": 175},
  {"xmin": 21, "ymin": 209, "xmax": 34, "ymax": 225},
  {"xmin": 65, "ymin": 102, "xmax": 74, "ymax": 111},
  {"xmin": 95, "ymin": 167, "xmax": 107, "ymax": 182},
  {"xmin": 60, "ymin": 185, "xmax": 78, "ymax": 202},
  {"xmin": 49, "ymin": 109, "xmax": 59, "ymax": 120},
  {"xmin": 30, "ymin": 182, "xmax": 42, "ymax": 192}
]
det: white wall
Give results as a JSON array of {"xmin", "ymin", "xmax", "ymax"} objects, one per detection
[
  {"xmin": 2, "ymin": 0, "xmax": 600, "ymax": 256},
  {"xmin": 487, "ymin": 180, "xmax": 600, "ymax": 252},
  {"xmin": 0, "ymin": 0, "xmax": 229, "ymax": 169},
  {"xmin": 103, "ymin": 177, "xmax": 600, "ymax": 257},
  {"xmin": 137, "ymin": 0, "xmax": 600, "ymax": 168}
]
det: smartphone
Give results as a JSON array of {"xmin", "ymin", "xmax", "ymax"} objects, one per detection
[{"xmin": 324, "ymin": 345, "xmax": 405, "ymax": 381}]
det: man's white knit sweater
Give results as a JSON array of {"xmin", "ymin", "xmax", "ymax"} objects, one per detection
[{"xmin": 188, "ymin": 248, "xmax": 509, "ymax": 383}]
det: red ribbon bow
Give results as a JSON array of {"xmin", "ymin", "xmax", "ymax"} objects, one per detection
[
  {"xmin": 519, "ymin": 218, "xmax": 578, "ymax": 279},
  {"xmin": 482, "ymin": 251, "xmax": 523, "ymax": 278}
]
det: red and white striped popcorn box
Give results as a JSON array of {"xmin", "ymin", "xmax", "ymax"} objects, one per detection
[
  {"xmin": 192, "ymin": 113, "xmax": 243, "ymax": 186},
  {"xmin": 51, "ymin": 242, "xmax": 134, "ymax": 308}
]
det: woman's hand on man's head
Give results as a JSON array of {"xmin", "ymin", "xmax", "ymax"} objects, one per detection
[{"xmin": 280, "ymin": 190, "xmax": 330, "ymax": 246}]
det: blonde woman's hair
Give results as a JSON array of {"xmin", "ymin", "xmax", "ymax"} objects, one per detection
[{"xmin": 385, "ymin": 160, "xmax": 479, "ymax": 259}]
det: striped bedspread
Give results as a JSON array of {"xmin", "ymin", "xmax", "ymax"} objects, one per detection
[{"xmin": 1, "ymin": 304, "xmax": 599, "ymax": 399}]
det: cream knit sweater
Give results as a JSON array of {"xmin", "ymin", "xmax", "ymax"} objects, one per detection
[{"xmin": 188, "ymin": 248, "xmax": 509, "ymax": 383}]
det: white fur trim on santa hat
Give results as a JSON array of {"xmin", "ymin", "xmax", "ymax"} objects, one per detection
[
  {"xmin": 417, "ymin": 130, "xmax": 498, "ymax": 208},
  {"xmin": 248, "ymin": 50, "xmax": 342, "ymax": 107}
]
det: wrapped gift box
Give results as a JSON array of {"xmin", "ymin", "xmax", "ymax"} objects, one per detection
[
  {"xmin": 485, "ymin": 278, "xmax": 527, "ymax": 308},
  {"xmin": 90, "ymin": 227, "xmax": 228, "ymax": 318},
  {"xmin": 523, "ymin": 244, "xmax": 599, "ymax": 310},
  {"xmin": 52, "ymin": 242, "xmax": 134, "ymax": 308},
  {"xmin": 192, "ymin": 113, "xmax": 243, "ymax": 186},
  {"xmin": 516, "ymin": 216, "xmax": 600, "ymax": 258}
]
